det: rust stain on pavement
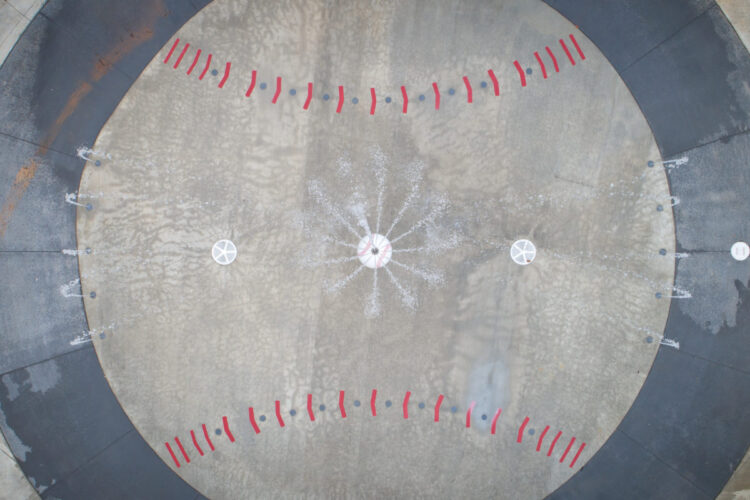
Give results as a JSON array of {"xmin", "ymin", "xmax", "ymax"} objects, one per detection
[{"xmin": 0, "ymin": 0, "xmax": 168, "ymax": 238}]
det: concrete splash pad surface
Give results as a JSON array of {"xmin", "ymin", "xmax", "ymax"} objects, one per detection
[{"xmin": 76, "ymin": 1, "xmax": 674, "ymax": 498}]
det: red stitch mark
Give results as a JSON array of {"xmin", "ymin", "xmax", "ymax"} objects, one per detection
[
  {"xmin": 400, "ymin": 86, "xmax": 408, "ymax": 114},
  {"xmin": 199, "ymin": 53, "xmax": 212, "ymax": 80},
  {"xmin": 513, "ymin": 61, "xmax": 527, "ymax": 87},
  {"xmin": 336, "ymin": 85, "xmax": 344, "ymax": 113},
  {"xmin": 547, "ymin": 431, "xmax": 562, "ymax": 456},
  {"xmin": 560, "ymin": 437, "xmax": 576, "ymax": 463},
  {"xmin": 434, "ymin": 394, "xmax": 444, "ymax": 422},
  {"xmin": 403, "ymin": 391, "xmax": 411, "ymax": 419},
  {"xmin": 536, "ymin": 425, "xmax": 550, "ymax": 452},
  {"xmin": 491, "ymin": 408, "xmax": 502, "ymax": 435},
  {"xmin": 272, "ymin": 76, "xmax": 282, "ymax": 104},
  {"xmin": 371, "ymin": 389, "xmax": 377, "ymax": 416},
  {"xmin": 275, "ymin": 401, "xmax": 285, "ymax": 427},
  {"xmin": 201, "ymin": 424, "xmax": 215, "ymax": 451},
  {"xmin": 245, "ymin": 70, "xmax": 257, "ymax": 97},
  {"xmin": 190, "ymin": 430, "xmax": 204, "ymax": 456},
  {"xmin": 546, "ymin": 46, "xmax": 559, "ymax": 73},
  {"xmin": 187, "ymin": 48, "xmax": 201, "ymax": 75},
  {"xmin": 570, "ymin": 34, "xmax": 586, "ymax": 60},
  {"xmin": 487, "ymin": 69, "xmax": 500, "ymax": 96},
  {"xmin": 218, "ymin": 62, "xmax": 231, "ymax": 89},
  {"xmin": 432, "ymin": 82, "xmax": 441, "ymax": 110},
  {"xmin": 370, "ymin": 87, "xmax": 376, "ymax": 115},
  {"xmin": 248, "ymin": 407, "xmax": 261, "ymax": 434},
  {"xmin": 339, "ymin": 390, "xmax": 347, "ymax": 418},
  {"xmin": 163, "ymin": 38, "xmax": 179, "ymax": 64},
  {"xmin": 165, "ymin": 442, "xmax": 180, "ymax": 467},
  {"xmin": 222, "ymin": 416, "xmax": 235, "ymax": 442},
  {"xmin": 174, "ymin": 437, "xmax": 190, "ymax": 463},
  {"xmin": 569, "ymin": 442, "xmax": 586, "ymax": 468},
  {"xmin": 560, "ymin": 39, "xmax": 576, "ymax": 66},
  {"xmin": 534, "ymin": 51, "xmax": 548, "ymax": 79},
  {"xmin": 304, "ymin": 82, "xmax": 313, "ymax": 110},
  {"xmin": 462, "ymin": 76, "xmax": 473, "ymax": 103},
  {"xmin": 307, "ymin": 393, "xmax": 315, "ymax": 421},
  {"xmin": 517, "ymin": 416, "xmax": 530, "ymax": 443},
  {"xmin": 173, "ymin": 43, "xmax": 189, "ymax": 69},
  {"xmin": 466, "ymin": 401, "xmax": 476, "ymax": 428}
]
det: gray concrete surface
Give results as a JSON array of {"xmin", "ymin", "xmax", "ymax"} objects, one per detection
[
  {"xmin": 0, "ymin": 0, "xmax": 43, "ymax": 67},
  {"xmin": 76, "ymin": 1, "xmax": 674, "ymax": 498}
]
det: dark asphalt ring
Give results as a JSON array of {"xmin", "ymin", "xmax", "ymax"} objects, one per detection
[{"xmin": 0, "ymin": 1, "xmax": 747, "ymax": 498}]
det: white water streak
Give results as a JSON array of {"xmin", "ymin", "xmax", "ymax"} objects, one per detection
[
  {"xmin": 385, "ymin": 266, "xmax": 416, "ymax": 310},
  {"xmin": 365, "ymin": 268, "xmax": 381, "ymax": 318},
  {"xmin": 308, "ymin": 180, "xmax": 363, "ymax": 239},
  {"xmin": 391, "ymin": 198, "xmax": 448, "ymax": 244},
  {"xmin": 65, "ymin": 193, "xmax": 85, "ymax": 207},
  {"xmin": 326, "ymin": 265, "xmax": 365, "ymax": 293},
  {"xmin": 390, "ymin": 259, "xmax": 444, "ymax": 286}
]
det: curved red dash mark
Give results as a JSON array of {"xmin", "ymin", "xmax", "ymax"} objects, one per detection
[
  {"xmin": 304, "ymin": 82, "xmax": 313, "ymax": 110},
  {"xmin": 434, "ymin": 394, "xmax": 444, "ymax": 422},
  {"xmin": 466, "ymin": 401, "xmax": 476, "ymax": 428},
  {"xmin": 245, "ymin": 70, "xmax": 257, "ymax": 97},
  {"xmin": 187, "ymin": 48, "xmax": 201, "ymax": 75},
  {"xmin": 570, "ymin": 34, "xmax": 586, "ymax": 60},
  {"xmin": 490, "ymin": 408, "xmax": 502, "ymax": 435},
  {"xmin": 201, "ymin": 424, "xmax": 215, "ymax": 451},
  {"xmin": 487, "ymin": 69, "xmax": 500, "ymax": 96},
  {"xmin": 514, "ymin": 61, "xmax": 527, "ymax": 87},
  {"xmin": 560, "ymin": 39, "xmax": 576, "ymax": 66},
  {"xmin": 462, "ymin": 76, "xmax": 473, "ymax": 103},
  {"xmin": 432, "ymin": 82, "xmax": 441, "ymax": 110},
  {"xmin": 534, "ymin": 51, "xmax": 548, "ymax": 79},
  {"xmin": 174, "ymin": 437, "xmax": 190, "ymax": 463},
  {"xmin": 560, "ymin": 437, "xmax": 576, "ymax": 463},
  {"xmin": 370, "ymin": 87, "xmax": 376, "ymax": 115},
  {"xmin": 546, "ymin": 46, "xmax": 560, "ymax": 73},
  {"xmin": 222, "ymin": 416, "xmax": 235, "ymax": 442},
  {"xmin": 218, "ymin": 62, "xmax": 231, "ymax": 89},
  {"xmin": 336, "ymin": 85, "xmax": 344, "ymax": 113},
  {"xmin": 163, "ymin": 38, "xmax": 180, "ymax": 64},
  {"xmin": 536, "ymin": 425, "xmax": 550, "ymax": 452},
  {"xmin": 339, "ymin": 390, "xmax": 347, "ymax": 418},
  {"xmin": 547, "ymin": 431, "xmax": 562, "ymax": 457},
  {"xmin": 272, "ymin": 76, "xmax": 282, "ymax": 104},
  {"xmin": 569, "ymin": 442, "xmax": 586, "ymax": 468},
  {"xmin": 165, "ymin": 442, "xmax": 180, "ymax": 467},
  {"xmin": 190, "ymin": 430, "xmax": 204, "ymax": 456},
  {"xmin": 275, "ymin": 401, "xmax": 285, "ymax": 427},
  {"xmin": 517, "ymin": 416, "xmax": 530, "ymax": 443},
  {"xmin": 248, "ymin": 407, "xmax": 261, "ymax": 434},
  {"xmin": 403, "ymin": 391, "xmax": 411, "ymax": 419},
  {"xmin": 307, "ymin": 393, "xmax": 315, "ymax": 421},
  {"xmin": 173, "ymin": 43, "xmax": 189, "ymax": 69},
  {"xmin": 376, "ymin": 243, "xmax": 391, "ymax": 268},
  {"xmin": 400, "ymin": 86, "xmax": 408, "ymax": 114},
  {"xmin": 370, "ymin": 389, "xmax": 377, "ymax": 416},
  {"xmin": 199, "ymin": 53, "xmax": 212, "ymax": 80}
]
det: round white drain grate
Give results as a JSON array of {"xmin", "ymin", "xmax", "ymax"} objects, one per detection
[
  {"xmin": 357, "ymin": 233, "xmax": 393, "ymax": 269},
  {"xmin": 212, "ymin": 239, "xmax": 237, "ymax": 265},
  {"xmin": 731, "ymin": 241, "xmax": 749, "ymax": 262},
  {"xmin": 510, "ymin": 239, "xmax": 536, "ymax": 266}
]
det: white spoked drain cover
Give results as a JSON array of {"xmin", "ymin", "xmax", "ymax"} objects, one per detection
[
  {"xmin": 212, "ymin": 239, "xmax": 237, "ymax": 265},
  {"xmin": 357, "ymin": 233, "xmax": 393, "ymax": 269},
  {"xmin": 731, "ymin": 241, "xmax": 749, "ymax": 261},
  {"xmin": 510, "ymin": 239, "xmax": 536, "ymax": 266}
]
